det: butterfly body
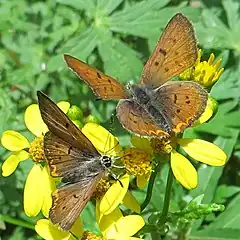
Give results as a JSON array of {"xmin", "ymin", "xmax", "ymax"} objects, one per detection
[
  {"xmin": 37, "ymin": 91, "xmax": 114, "ymax": 231},
  {"xmin": 64, "ymin": 13, "xmax": 209, "ymax": 137}
]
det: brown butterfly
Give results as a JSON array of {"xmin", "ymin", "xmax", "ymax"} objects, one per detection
[
  {"xmin": 64, "ymin": 13, "xmax": 208, "ymax": 138},
  {"xmin": 37, "ymin": 91, "xmax": 116, "ymax": 231}
]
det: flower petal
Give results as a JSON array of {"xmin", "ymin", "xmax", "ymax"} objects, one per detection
[
  {"xmin": 41, "ymin": 165, "xmax": 56, "ymax": 217},
  {"xmin": 136, "ymin": 172, "xmax": 151, "ymax": 189},
  {"xmin": 82, "ymin": 123, "xmax": 122, "ymax": 156},
  {"xmin": 178, "ymin": 139, "xmax": 227, "ymax": 166},
  {"xmin": 2, "ymin": 150, "xmax": 29, "ymax": 176},
  {"xmin": 122, "ymin": 190, "xmax": 141, "ymax": 214},
  {"xmin": 99, "ymin": 207, "xmax": 123, "ymax": 235},
  {"xmin": 104, "ymin": 215, "xmax": 145, "ymax": 239},
  {"xmin": 35, "ymin": 219, "xmax": 71, "ymax": 240},
  {"xmin": 24, "ymin": 104, "xmax": 48, "ymax": 136},
  {"xmin": 57, "ymin": 101, "xmax": 70, "ymax": 114},
  {"xmin": 1, "ymin": 130, "xmax": 30, "ymax": 151},
  {"xmin": 100, "ymin": 174, "xmax": 129, "ymax": 215},
  {"xmin": 171, "ymin": 150, "xmax": 198, "ymax": 189},
  {"xmin": 24, "ymin": 164, "xmax": 44, "ymax": 216},
  {"xmin": 70, "ymin": 217, "xmax": 83, "ymax": 238}
]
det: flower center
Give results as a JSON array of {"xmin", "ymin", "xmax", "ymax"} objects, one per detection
[
  {"xmin": 93, "ymin": 178, "xmax": 111, "ymax": 200},
  {"xmin": 81, "ymin": 230, "xmax": 102, "ymax": 240},
  {"xmin": 29, "ymin": 136, "xmax": 45, "ymax": 162},
  {"xmin": 121, "ymin": 148, "xmax": 152, "ymax": 177},
  {"xmin": 151, "ymin": 137, "xmax": 173, "ymax": 154}
]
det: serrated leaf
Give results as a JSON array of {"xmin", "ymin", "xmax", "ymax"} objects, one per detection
[{"xmin": 214, "ymin": 185, "xmax": 240, "ymax": 204}]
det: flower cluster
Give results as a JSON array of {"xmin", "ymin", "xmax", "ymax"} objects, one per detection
[{"xmin": 0, "ymin": 50, "xmax": 226, "ymax": 239}]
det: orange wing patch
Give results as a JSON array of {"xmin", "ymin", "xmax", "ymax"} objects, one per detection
[
  {"xmin": 141, "ymin": 13, "xmax": 197, "ymax": 88},
  {"xmin": 64, "ymin": 54, "xmax": 127, "ymax": 100}
]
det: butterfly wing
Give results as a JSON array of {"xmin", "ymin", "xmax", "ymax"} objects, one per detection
[
  {"xmin": 50, "ymin": 174, "xmax": 103, "ymax": 231},
  {"xmin": 117, "ymin": 100, "xmax": 170, "ymax": 138},
  {"xmin": 37, "ymin": 91, "xmax": 98, "ymax": 154},
  {"xmin": 64, "ymin": 54, "xmax": 127, "ymax": 100},
  {"xmin": 44, "ymin": 131, "xmax": 102, "ymax": 180},
  {"xmin": 151, "ymin": 81, "xmax": 208, "ymax": 133},
  {"xmin": 141, "ymin": 13, "xmax": 197, "ymax": 88}
]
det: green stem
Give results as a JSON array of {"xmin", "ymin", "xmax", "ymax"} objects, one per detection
[
  {"xmin": 0, "ymin": 214, "xmax": 35, "ymax": 230},
  {"xmin": 158, "ymin": 166, "xmax": 174, "ymax": 226},
  {"xmin": 141, "ymin": 163, "xmax": 161, "ymax": 211}
]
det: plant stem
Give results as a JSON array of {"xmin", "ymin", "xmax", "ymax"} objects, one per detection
[
  {"xmin": 141, "ymin": 163, "xmax": 161, "ymax": 211},
  {"xmin": 158, "ymin": 165, "xmax": 174, "ymax": 226},
  {"xmin": 0, "ymin": 214, "xmax": 35, "ymax": 230}
]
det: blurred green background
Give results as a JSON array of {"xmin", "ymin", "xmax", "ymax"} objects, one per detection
[{"xmin": 1, "ymin": 0, "xmax": 240, "ymax": 239}]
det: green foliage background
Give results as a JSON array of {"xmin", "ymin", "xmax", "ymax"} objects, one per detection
[{"xmin": 1, "ymin": 0, "xmax": 240, "ymax": 239}]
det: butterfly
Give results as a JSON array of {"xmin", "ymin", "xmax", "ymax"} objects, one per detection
[
  {"xmin": 37, "ymin": 91, "xmax": 116, "ymax": 231},
  {"xmin": 64, "ymin": 13, "xmax": 208, "ymax": 138}
]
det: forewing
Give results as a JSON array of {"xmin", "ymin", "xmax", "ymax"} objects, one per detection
[
  {"xmin": 37, "ymin": 91, "xmax": 98, "ymax": 154},
  {"xmin": 152, "ymin": 81, "xmax": 208, "ymax": 133},
  {"xmin": 117, "ymin": 100, "xmax": 170, "ymax": 138},
  {"xmin": 50, "ymin": 174, "xmax": 103, "ymax": 231},
  {"xmin": 141, "ymin": 13, "xmax": 197, "ymax": 88},
  {"xmin": 64, "ymin": 54, "xmax": 127, "ymax": 100},
  {"xmin": 44, "ymin": 131, "xmax": 101, "ymax": 178}
]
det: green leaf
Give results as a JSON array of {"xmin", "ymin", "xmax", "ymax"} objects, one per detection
[
  {"xmin": 207, "ymin": 193, "xmax": 240, "ymax": 229},
  {"xmin": 96, "ymin": 0, "xmax": 123, "ymax": 15},
  {"xmin": 108, "ymin": 0, "xmax": 171, "ymax": 38},
  {"xmin": 214, "ymin": 185, "xmax": 240, "ymax": 204},
  {"xmin": 191, "ymin": 132, "xmax": 238, "ymax": 231},
  {"xmin": 192, "ymin": 228, "xmax": 240, "ymax": 239},
  {"xmin": 98, "ymin": 34, "xmax": 143, "ymax": 83},
  {"xmin": 56, "ymin": 0, "xmax": 96, "ymax": 17}
]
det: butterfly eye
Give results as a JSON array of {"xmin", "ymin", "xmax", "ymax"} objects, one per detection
[{"xmin": 102, "ymin": 156, "xmax": 112, "ymax": 168}]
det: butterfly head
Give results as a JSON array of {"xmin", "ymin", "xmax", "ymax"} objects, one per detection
[{"xmin": 101, "ymin": 155, "xmax": 112, "ymax": 169}]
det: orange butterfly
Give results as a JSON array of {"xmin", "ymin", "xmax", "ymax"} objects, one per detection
[{"xmin": 64, "ymin": 13, "xmax": 208, "ymax": 138}]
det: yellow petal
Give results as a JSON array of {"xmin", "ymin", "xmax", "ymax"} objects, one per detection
[
  {"xmin": 136, "ymin": 172, "xmax": 151, "ymax": 189},
  {"xmin": 2, "ymin": 150, "xmax": 29, "ymax": 177},
  {"xmin": 131, "ymin": 136, "xmax": 153, "ymax": 154},
  {"xmin": 24, "ymin": 104, "xmax": 48, "ymax": 136},
  {"xmin": 171, "ymin": 150, "xmax": 198, "ymax": 189},
  {"xmin": 57, "ymin": 101, "xmax": 70, "ymax": 114},
  {"xmin": 105, "ymin": 215, "xmax": 145, "ymax": 239},
  {"xmin": 178, "ymin": 139, "xmax": 227, "ymax": 166},
  {"xmin": 82, "ymin": 123, "xmax": 122, "ymax": 156},
  {"xmin": 122, "ymin": 190, "xmax": 141, "ymax": 214},
  {"xmin": 100, "ymin": 174, "xmax": 129, "ymax": 215},
  {"xmin": 41, "ymin": 165, "xmax": 56, "ymax": 217},
  {"xmin": 1, "ymin": 130, "xmax": 30, "ymax": 151},
  {"xmin": 24, "ymin": 164, "xmax": 44, "ymax": 216},
  {"xmin": 69, "ymin": 217, "xmax": 83, "ymax": 238},
  {"xmin": 99, "ymin": 207, "xmax": 123, "ymax": 235},
  {"xmin": 35, "ymin": 219, "xmax": 71, "ymax": 240}
]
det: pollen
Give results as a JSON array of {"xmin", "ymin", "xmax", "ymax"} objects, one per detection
[
  {"xmin": 121, "ymin": 148, "xmax": 152, "ymax": 177},
  {"xmin": 151, "ymin": 137, "xmax": 173, "ymax": 154},
  {"xmin": 93, "ymin": 178, "xmax": 111, "ymax": 200},
  {"xmin": 81, "ymin": 231, "xmax": 103, "ymax": 240},
  {"xmin": 29, "ymin": 136, "xmax": 45, "ymax": 163}
]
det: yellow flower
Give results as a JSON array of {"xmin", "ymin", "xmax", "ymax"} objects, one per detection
[
  {"xmin": 35, "ymin": 217, "xmax": 83, "ymax": 240},
  {"xmin": 97, "ymin": 207, "xmax": 145, "ymax": 240},
  {"xmin": 82, "ymin": 123, "xmax": 141, "ymax": 216},
  {"xmin": 1, "ymin": 101, "xmax": 70, "ymax": 217},
  {"xmin": 151, "ymin": 137, "xmax": 227, "ymax": 189},
  {"xmin": 179, "ymin": 49, "xmax": 224, "ymax": 87}
]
